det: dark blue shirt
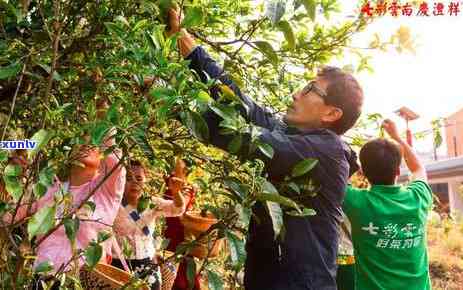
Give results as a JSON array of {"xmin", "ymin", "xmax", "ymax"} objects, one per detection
[{"xmin": 187, "ymin": 46, "xmax": 359, "ymax": 290}]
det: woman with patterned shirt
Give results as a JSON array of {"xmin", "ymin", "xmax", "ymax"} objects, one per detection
[{"xmin": 111, "ymin": 159, "xmax": 187, "ymax": 290}]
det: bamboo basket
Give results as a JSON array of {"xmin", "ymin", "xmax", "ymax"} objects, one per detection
[
  {"xmin": 79, "ymin": 263, "xmax": 149, "ymax": 290},
  {"xmin": 159, "ymin": 255, "xmax": 179, "ymax": 290},
  {"xmin": 180, "ymin": 212, "xmax": 223, "ymax": 259}
]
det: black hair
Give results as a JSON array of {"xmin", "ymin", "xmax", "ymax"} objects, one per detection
[
  {"xmin": 318, "ymin": 66, "xmax": 364, "ymax": 134},
  {"xmin": 359, "ymin": 138, "xmax": 402, "ymax": 185}
]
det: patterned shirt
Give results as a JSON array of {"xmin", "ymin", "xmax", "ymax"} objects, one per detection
[{"xmin": 113, "ymin": 197, "xmax": 185, "ymax": 260}]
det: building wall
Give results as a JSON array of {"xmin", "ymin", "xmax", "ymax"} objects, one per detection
[
  {"xmin": 427, "ymin": 176, "xmax": 463, "ymax": 219},
  {"xmin": 445, "ymin": 108, "xmax": 463, "ymax": 158}
]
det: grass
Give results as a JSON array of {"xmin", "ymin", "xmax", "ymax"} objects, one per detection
[{"xmin": 428, "ymin": 216, "xmax": 463, "ymax": 290}]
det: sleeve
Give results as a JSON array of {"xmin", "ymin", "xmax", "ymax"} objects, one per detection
[
  {"xmin": 407, "ymin": 180, "xmax": 433, "ymax": 210},
  {"xmin": 81, "ymin": 127, "xmax": 126, "ymax": 200},
  {"xmin": 186, "ymin": 46, "xmax": 282, "ymax": 130},
  {"xmin": 203, "ymin": 109, "xmax": 324, "ymax": 179},
  {"xmin": 13, "ymin": 179, "xmax": 59, "ymax": 222},
  {"xmin": 147, "ymin": 197, "xmax": 186, "ymax": 218},
  {"xmin": 95, "ymin": 147, "xmax": 126, "ymax": 200}
]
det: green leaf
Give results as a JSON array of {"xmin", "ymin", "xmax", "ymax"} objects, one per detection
[
  {"xmin": 0, "ymin": 62, "xmax": 21, "ymax": 79},
  {"xmin": 29, "ymin": 129, "xmax": 54, "ymax": 157},
  {"xmin": 146, "ymin": 31, "xmax": 160, "ymax": 51},
  {"xmin": 64, "ymin": 218, "xmax": 80, "ymax": 242},
  {"xmin": 107, "ymin": 103, "xmax": 120, "ymax": 124},
  {"xmin": 150, "ymin": 87, "xmax": 174, "ymax": 100},
  {"xmin": 159, "ymin": 0, "xmax": 175, "ymax": 13},
  {"xmin": 224, "ymin": 178, "xmax": 248, "ymax": 201},
  {"xmin": 3, "ymin": 174, "xmax": 22, "ymax": 201},
  {"xmin": 33, "ymin": 182, "xmax": 47, "ymax": 198},
  {"xmin": 265, "ymin": 201, "xmax": 284, "ymax": 238},
  {"xmin": 228, "ymin": 134, "xmax": 242, "ymax": 153},
  {"xmin": 262, "ymin": 180, "xmax": 279, "ymax": 195},
  {"xmin": 235, "ymin": 204, "xmax": 251, "ymax": 228},
  {"xmin": 4, "ymin": 165, "xmax": 23, "ymax": 201},
  {"xmin": 291, "ymin": 158, "xmax": 318, "ymax": 178},
  {"xmin": 277, "ymin": 20, "xmax": 296, "ymax": 50},
  {"xmin": 35, "ymin": 261, "xmax": 54, "ymax": 273},
  {"xmin": 35, "ymin": 62, "xmax": 62, "ymax": 81},
  {"xmin": 265, "ymin": 0, "xmax": 286, "ymax": 25},
  {"xmin": 90, "ymin": 123, "xmax": 110, "ymax": 146},
  {"xmin": 258, "ymin": 142, "xmax": 274, "ymax": 159},
  {"xmin": 137, "ymin": 196, "xmax": 150, "ymax": 213},
  {"xmin": 132, "ymin": 19, "xmax": 148, "ymax": 31},
  {"xmin": 225, "ymin": 231, "xmax": 246, "ymax": 267},
  {"xmin": 84, "ymin": 243, "xmax": 103, "ymax": 268},
  {"xmin": 104, "ymin": 22, "xmax": 125, "ymax": 38},
  {"xmin": 114, "ymin": 15, "xmax": 130, "ymax": 26},
  {"xmin": 185, "ymin": 110, "xmax": 209, "ymax": 142},
  {"xmin": 258, "ymin": 192, "xmax": 300, "ymax": 212},
  {"xmin": 97, "ymin": 231, "xmax": 112, "ymax": 243},
  {"xmin": 27, "ymin": 205, "xmax": 56, "ymax": 240},
  {"xmin": 196, "ymin": 90, "xmax": 212, "ymax": 104},
  {"xmin": 287, "ymin": 207, "xmax": 316, "ymax": 217},
  {"xmin": 287, "ymin": 182, "xmax": 301, "ymax": 194},
  {"xmin": 186, "ymin": 258, "xmax": 197, "ymax": 290},
  {"xmin": 83, "ymin": 201, "xmax": 96, "ymax": 213},
  {"xmin": 4, "ymin": 164, "xmax": 21, "ymax": 177},
  {"xmin": 301, "ymin": 0, "xmax": 317, "ymax": 21},
  {"xmin": 0, "ymin": 202, "xmax": 8, "ymax": 215},
  {"xmin": 182, "ymin": 7, "xmax": 205, "ymax": 29},
  {"xmin": 254, "ymin": 41, "xmax": 278, "ymax": 65},
  {"xmin": 39, "ymin": 167, "xmax": 54, "ymax": 187},
  {"xmin": 207, "ymin": 270, "xmax": 224, "ymax": 290},
  {"xmin": 0, "ymin": 150, "xmax": 8, "ymax": 162},
  {"xmin": 209, "ymin": 103, "xmax": 237, "ymax": 120}
]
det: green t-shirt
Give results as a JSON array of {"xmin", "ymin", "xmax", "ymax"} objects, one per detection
[{"xmin": 343, "ymin": 180, "xmax": 433, "ymax": 290}]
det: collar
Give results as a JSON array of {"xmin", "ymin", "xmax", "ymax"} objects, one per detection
[{"xmin": 371, "ymin": 184, "xmax": 402, "ymax": 194}]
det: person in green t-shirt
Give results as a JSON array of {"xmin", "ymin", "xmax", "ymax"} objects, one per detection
[{"xmin": 343, "ymin": 119, "xmax": 433, "ymax": 290}]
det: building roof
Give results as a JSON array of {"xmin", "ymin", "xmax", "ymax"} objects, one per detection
[{"xmin": 399, "ymin": 156, "xmax": 463, "ymax": 181}]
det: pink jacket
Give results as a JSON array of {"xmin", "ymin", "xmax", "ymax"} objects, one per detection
[{"xmin": 16, "ymin": 148, "xmax": 126, "ymax": 273}]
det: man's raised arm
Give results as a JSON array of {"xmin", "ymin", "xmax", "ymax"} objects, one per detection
[
  {"xmin": 382, "ymin": 119, "xmax": 427, "ymax": 181},
  {"xmin": 167, "ymin": 8, "xmax": 281, "ymax": 130}
]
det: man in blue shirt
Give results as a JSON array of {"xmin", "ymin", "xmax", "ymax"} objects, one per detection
[{"xmin": 168, "ymin": 9, "xmax": 364, "ymax": 290}]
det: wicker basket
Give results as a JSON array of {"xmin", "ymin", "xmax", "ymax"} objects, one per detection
[
  {"xmin": 180, "ymin": 212, "xmax": 223, "ymax": 259},
  {"xmin": 79, "ymin": 263, "xmax": 149, "ymax": 290},
  {"xmin": 159, "ymin": 257, "xmax": 179, "ymax": 290}
]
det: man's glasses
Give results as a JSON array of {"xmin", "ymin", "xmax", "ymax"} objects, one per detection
[{"xmin": 301, "ymin": 81, "xmax": 328, "ymax": 99}]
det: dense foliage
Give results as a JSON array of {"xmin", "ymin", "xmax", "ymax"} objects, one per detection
[{"xmin": 0, "ymin": 0, "xmax": 405, "ymax": 288}]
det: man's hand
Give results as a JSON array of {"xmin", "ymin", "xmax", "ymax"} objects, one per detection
[
  {"xmin": 166, "ymin": 7, "xmax": 197, "ymax": 57},
  {"xmin": 167, "ymin": 7, "xmax": 181, "ymax": 36},
  {"xmin": 382, "ymin": 119, "xmax": 426, "ymax": 181},
  {"xmin": 168, "ymin": 159, "xmax": 187, "ymax": 207},
  {"xmin": 382, "ymin": 119, "xmax": 401, "ymax": 141}
]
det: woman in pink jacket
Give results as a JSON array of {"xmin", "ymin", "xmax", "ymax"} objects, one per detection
[{"xmin": 8, "ymin": 100, "xmax": 126, "ymax": 288}]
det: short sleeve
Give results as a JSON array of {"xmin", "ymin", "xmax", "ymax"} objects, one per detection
[{"xmin": 406, "ymin": 180, "xmax": 433, "ymax": 210}]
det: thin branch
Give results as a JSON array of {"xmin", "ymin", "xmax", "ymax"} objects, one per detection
[
  {"xmin": 191, "ymin": 31, "xmax": 255, "ymax": 70},
  {"xmin": 41, "ymin": 0, "xmax": 63, "ymax": 129},
  {"xmin": 1, "ymin": 62, "xmax": 27, "ymax": 141}
]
